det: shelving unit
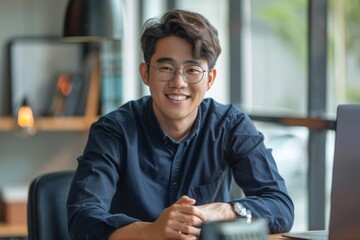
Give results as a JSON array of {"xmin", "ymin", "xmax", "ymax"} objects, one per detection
[
  {"xmin": 0, "ymin": 223, "xmax": 27, "ymax": 238},
  {"xmin": 0, "ymin": 116, "xmax": 98, "ymax": 132}
]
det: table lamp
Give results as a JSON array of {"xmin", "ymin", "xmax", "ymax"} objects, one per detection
[
  {"xmin": 63, "ymin": 0, "xmax": 123, "ymax": 41},
  {"xmin": 17, "ymin": 98, "xmax": 37, "ymax": 135}
]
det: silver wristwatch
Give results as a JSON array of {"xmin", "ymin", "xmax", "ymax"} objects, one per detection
[{"xmin": 230, "ymin": 202, "xmax": 249, "ymax": 218}]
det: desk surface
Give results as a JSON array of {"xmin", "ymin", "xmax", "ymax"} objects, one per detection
[
  {"xmin": 0, "ymin": 224, "xmax": 288, "ymax": 239},
  {"xmin": 269, "ymin": 233, "xmax": 288, "ymax": 239}
]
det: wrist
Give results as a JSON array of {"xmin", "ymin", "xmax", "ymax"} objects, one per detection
[
  {"xmin": 226, "ymin": 202, "xmax": 238, "ymax": 219},
  {"xmin": 109, "ymin": 222, "xmax": 151, "ymax": 240},
  {"xmin": 229, "ymin": 202, "xmax": 249, "ymax": 219}
]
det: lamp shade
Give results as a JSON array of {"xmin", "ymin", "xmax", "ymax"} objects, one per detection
[{"xmin": 63, "ymin": 0, "xmax": 123, "ymax": 41}]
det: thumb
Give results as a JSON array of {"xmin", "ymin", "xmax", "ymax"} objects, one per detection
[{"xmin": 176, "ymin": 195, "xmax": 196, "ymax": 205}]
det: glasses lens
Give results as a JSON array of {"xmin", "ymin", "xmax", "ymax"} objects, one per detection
[
  {"xmin": 156, "ymin": 62, "xmax": 176, "ymax": 81},
  {"xmin": 183, "ymin": 65, "xmax": 204, "ymax": 83},
  {"xmin": 154, "ymin": 62, "xmax": 205, "ymax": 84}
]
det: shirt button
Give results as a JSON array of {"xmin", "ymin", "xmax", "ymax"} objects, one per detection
[{"xmin": 172, "ymin": 182, "xmax": 178, "ymax": 189}]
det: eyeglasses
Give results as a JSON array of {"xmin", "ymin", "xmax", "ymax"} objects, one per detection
[{"xmin": 147, "ymin": 62, "xmax": 207, "ymax": 84}]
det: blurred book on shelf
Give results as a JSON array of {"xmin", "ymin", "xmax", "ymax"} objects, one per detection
[
  {"xmin": 46, "ymin": 73, "xmax": 84, "ymax": 116},
  {"xmin": 85, "ymin": 50, "xmax": 101, "ymax": 116},
  {"xmin": 100, "ymin": 41, "xmax": 122, "ymax": 115}
]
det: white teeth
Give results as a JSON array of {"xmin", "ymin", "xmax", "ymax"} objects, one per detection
[{"xmin": 168, "ymin": 95, "xmax": 187, "ymax": 101}]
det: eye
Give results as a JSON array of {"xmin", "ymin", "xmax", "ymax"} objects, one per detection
[
  {"xmin": 157, "ymin": 63, "xmax": 175, "ymax": 73},
  {"xmin": 185, "ymin": 65, "xmax": 203, "ymax": 75}
]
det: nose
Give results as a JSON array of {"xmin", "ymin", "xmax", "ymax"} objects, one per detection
[{"xmin": 168, "ymin": 69, "xmax": 188, "ymax": 87}]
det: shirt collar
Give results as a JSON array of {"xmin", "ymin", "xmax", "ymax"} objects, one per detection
[{"xmin": 145, "ymin": 96, "xmax": 202, "ymax": 144}]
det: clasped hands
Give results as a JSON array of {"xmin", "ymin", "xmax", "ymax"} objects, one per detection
[{"xmin": 110, "ymin": 195, "xmax": 236, "ymax": 240}]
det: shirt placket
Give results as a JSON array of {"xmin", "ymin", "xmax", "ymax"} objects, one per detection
[{"xmin": 169, "ymin": 143, "xmax": 184, "ymax": 203}]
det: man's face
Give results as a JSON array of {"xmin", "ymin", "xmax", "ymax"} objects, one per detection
[{"xmin": 140, "ymin": 36, "xmax": 216, "ymax": 125}]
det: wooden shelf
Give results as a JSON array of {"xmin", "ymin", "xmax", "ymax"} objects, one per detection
[
  {"xmin": 0, "ymin": 116, "xmax": 98, "ymax": 132},
  {"xmin": 0, "ymin": 223, "xmax": 27, "ymax": 237}
]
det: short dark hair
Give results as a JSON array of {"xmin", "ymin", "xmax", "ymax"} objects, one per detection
[{"xmin": 140, "ymin": 9, "xmax": 222, "ymax": 69}]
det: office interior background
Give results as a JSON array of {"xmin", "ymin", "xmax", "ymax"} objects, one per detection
[{"xmin": 0, "ymin": 0, "xmax": 359, "ymax": 232}]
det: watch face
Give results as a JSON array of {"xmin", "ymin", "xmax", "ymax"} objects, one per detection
[{"xmin": 234, "ymin": 202, "xmax": 247, "ymax": 217}]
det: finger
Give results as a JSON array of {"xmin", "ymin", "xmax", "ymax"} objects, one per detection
[
  {"xmin": 177, "ymin": 224, "xmax": 201, "ymax": 238},
  {"xmin": 178, "ymin": 205, "xmax": 207, "ymax": 222},
  {"xmin": 176, "ymin": 210, "xmax": 205, "ymax": 227},
  {"xmin": 176, "ymin": 195, "xmax": 196, "ymax": 205}
]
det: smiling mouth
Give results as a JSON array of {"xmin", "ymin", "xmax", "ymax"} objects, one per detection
[{"xmin": 166, "ymin": 94, "xmax": 189, "ymax": 101}]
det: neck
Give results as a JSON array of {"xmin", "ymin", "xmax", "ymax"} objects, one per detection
[
  {"xmin": 156, "ymin": 117, "xmax": 192, "ymax": 141},
  {"xmin": 151, "ymin": 101, "xmax": 198, "ymax": 141},
  {"xmin": 154, "ymin": 113, "xmax": 196, "ymax": 142}
]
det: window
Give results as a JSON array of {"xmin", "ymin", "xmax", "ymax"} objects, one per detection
[{"xmin": 138, "ymin": 0, "xmax": 352, "ymax": 231}]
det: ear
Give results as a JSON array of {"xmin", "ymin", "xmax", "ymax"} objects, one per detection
[
  {"xmin": 206, "ymin": 67, "xmax": 217, "ymax": 90},
  {"xmin": 139, "ymin": 62, "xmax": 149, "ymax": 85}
]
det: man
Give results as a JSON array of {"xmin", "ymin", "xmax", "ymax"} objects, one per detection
[{"xmin": 67, "ymin": 9, "xmax": 294, "ymax": 240}]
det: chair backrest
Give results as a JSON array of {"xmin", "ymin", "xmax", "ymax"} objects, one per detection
[{"xmin": 27, "ymin": 171, "xmax": 74, "ymax": 240}]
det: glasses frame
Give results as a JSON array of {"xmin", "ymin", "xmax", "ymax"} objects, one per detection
[{"xmin": 147, "ymin": 62, "xmax": 208, "ymax": 84}]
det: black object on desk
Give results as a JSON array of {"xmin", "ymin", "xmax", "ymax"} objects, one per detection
[{"xmin": 200, "ymin": 218, "xmax": 268, "ymax": 240}]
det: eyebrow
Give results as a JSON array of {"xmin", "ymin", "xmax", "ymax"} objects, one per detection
[{"xmin": 155, "ymin": 57, "xmax": 202, "ymax": 65}]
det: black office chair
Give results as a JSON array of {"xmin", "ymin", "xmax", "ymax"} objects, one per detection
[{"xmin": 27, "ymin": 171, "xmax": 74, "ymax": 240}]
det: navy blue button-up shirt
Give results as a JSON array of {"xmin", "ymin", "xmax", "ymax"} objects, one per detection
[{"xmin": 67, "ymin": 96, "xmax": 294, "ymax": 239}]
